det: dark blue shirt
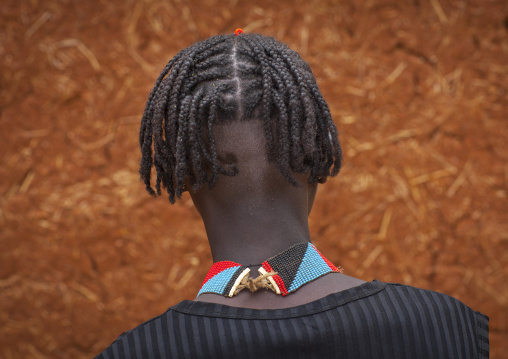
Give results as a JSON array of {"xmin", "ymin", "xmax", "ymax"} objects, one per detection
[{"xmin": 96, "ymin": 280, "xmax": 489, "ymax": 359}]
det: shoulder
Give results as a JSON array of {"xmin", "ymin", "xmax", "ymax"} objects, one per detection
[
  {"xmin": 377, "ymin": 282, "xmax": 489, "ymax": 358},
  {"xmin": 382, "ymin": 282, "xmax": 483, "ymax": 313},
  {"xmin": 95, "ymin": 308, "xmax": 178, "ymax": 359},
  {"xmin": 379, "ymin": 282, "xmax": 488, "ymax": 323}
]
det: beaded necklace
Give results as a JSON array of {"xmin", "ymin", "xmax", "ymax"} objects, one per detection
[{"xmin": 196, "ymin": 242, "xmax": 343, "ymax": 298}]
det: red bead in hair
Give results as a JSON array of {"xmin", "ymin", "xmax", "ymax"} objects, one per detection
[{"xmin": 235, "ymin": 28, "xmax": 244, "ymax": 36}]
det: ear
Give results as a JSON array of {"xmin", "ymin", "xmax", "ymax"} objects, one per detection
[
  {"xmin": 307, "ymin": 182, "xmax": 319, "ymax": 215},
  {"xmin": 317, "ymin": 176, "xmax": 328, "ymax": 184}
]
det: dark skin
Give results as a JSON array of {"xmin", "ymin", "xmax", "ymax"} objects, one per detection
[{"xmin": 190, "ymin": 119, "xmax": 365, "ymax": 309}]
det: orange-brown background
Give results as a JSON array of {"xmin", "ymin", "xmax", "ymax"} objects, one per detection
[{"xmin": 1, "ymin": 0, "xmax": 507, "ymax": 357}]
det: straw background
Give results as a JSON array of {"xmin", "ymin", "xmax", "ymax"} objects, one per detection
[{"xmin": 1, "ymin": 0, "xmax": 507, "ymax": 357}]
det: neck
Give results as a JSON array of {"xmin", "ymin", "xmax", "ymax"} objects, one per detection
[
  {"xmin": 190, "ymin": 173, "xmax": 315, "ymax": 265},
  {"xmin": 200, "ymin": 199, "xmax": 312, "ymax": 265}
]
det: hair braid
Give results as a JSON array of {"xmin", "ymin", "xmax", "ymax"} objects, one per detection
[
  {"xmin": 206, "ymin": 91, "xmax": 220, "ymax": 187},
  {"xmin": 187, "ymin": 88, "xmax": 207, "ymax": 190},
  {"xmin": 247, "ymin": 37, "xmax": 276, "ymax": 162},
  {"xmin": 264, "ymin": 46, "xmax": 305, "ymax": 173}
]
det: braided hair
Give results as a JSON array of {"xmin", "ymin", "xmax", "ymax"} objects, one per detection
[{"xmin": 139, "ymin": 33, "xmax": 343, "ymax": 203}]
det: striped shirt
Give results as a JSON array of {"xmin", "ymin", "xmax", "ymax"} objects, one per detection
[{"xmin": 96, "ymin": 280, "xmax": 489, "ymax": 359}]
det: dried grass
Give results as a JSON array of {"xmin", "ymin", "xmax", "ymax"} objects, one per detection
[
  {"xmin": 39, "ymin": 39, "xmax": 101, "ymax": 71},
  {"xmin": 430, "ymin": 0, "xmax": 448, "ymax": 24},
  {"xmin": 70, "ymin": 282, "xmax": 100, "ymax": 303},
  {"xmin": 24, "ymin": 11, "xmax": 53, "ymax": 39}
]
